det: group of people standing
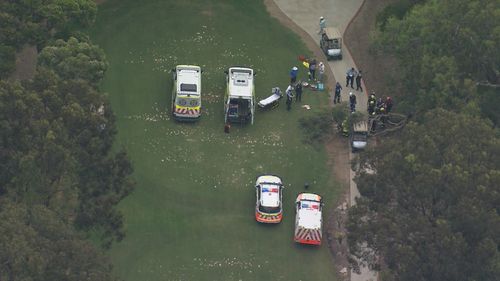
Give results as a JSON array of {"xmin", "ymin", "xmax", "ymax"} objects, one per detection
[
  {"xmin": 285, "ymin": 59, "xmax": 325, "ymax": 111},
  {"xmin": 317, "ymin": 16, "xmax": 395, "ymax": 119},
  {"xmin": 336, "ymin": 76, "xmax": 395, "ymax": 116},
  {"xmin": 368, "ymin": 93, "xmax": 393, "ymax": 115},
  {"xmin": 295, "ymin": 59, "xmax": 325, "ymax": 82},
  {"xmin": 345, "ymin": 67, "xmax": 363, "ymax": 92},
  {"xmin": 284, "ymin": 16, "xmax": 392, "ymax": 116},
  {"xmin": 333, "ymin": 67, "xmax": 365, "ymax": 113}
]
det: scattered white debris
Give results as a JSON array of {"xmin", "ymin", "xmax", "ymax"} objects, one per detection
[
  {"xmin": 302, "ymin": 104, "xmax": 311, "ymax": 110},
  {"xmin": 337, "ymin": 202, "xmax": 348, "ymax": 210}
]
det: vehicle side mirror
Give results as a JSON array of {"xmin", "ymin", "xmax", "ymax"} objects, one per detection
[
  {"xmin": 171, "ymin": 68, "xmax": 175, "ymax": 73},
  {"xmin": 253, "ymin": 72, "xmax": 257, "ymax": 76},
  {"xmin": 224, "ymin": 70, "xmax": 228, "ymax": 74}
]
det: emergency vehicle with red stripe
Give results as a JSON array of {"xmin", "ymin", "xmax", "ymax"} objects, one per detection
[
  {"xmin": 294, "ymin": 193, "xmax": 323, "ymax": 245},
  {"xmin": 255, "ymin": 175, "xmax": 283, "ymax": 223},
  {"xmin": 171, "ymin": 65, "xmax": 202, "ymax": 121}
]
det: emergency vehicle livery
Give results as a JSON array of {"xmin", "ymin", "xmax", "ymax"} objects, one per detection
[
  {"xmin": 255, "ymin": 175, "xmax": 283, "ymax": 223},
  {"xmin": 224, "ymin": 67, "xmax": 255, "ymax": 125},
  {"xmin": 294, "ymin": 193, "xmax": 323, "ymax": 245},
  {"xmin": 171, "ymin": 65, "xmax": 202, "ymax": 121}
]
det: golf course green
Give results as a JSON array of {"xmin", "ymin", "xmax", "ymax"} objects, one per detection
[{"xmin": 90, "ymin": 0, "xmax": 341, "ymax": 280}]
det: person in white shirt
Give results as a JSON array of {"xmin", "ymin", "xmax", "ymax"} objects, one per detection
[
  {"xmin": 318, "ymin": 16, "xmax": 326, "ymax": 34},
  {"xmin": 318, "ymin": 62, "xmax": 325, "ymax": 82},
  {"xmin": 286, "ymin": 84, "xmax": 294, "ymax": 111}
]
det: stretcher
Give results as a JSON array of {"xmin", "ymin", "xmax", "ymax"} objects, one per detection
[{"xmin": 258, "ymin": 87, "xmax": 282, "ymax": 109}]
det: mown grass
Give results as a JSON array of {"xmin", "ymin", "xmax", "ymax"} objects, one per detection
[{"xmin": 90, "ymin": 0, "xmax": 341, "ymax": 280}]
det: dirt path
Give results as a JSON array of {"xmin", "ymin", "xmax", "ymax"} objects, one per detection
[{"xmin": 9, "ymin": 45, "xmax": 37, "ymax": 81}]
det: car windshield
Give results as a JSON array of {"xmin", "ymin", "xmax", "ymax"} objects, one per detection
[
  {"xmin": 258, "ymin": 205, "xmax": 281, "ymax": 214},
  {"xmin": 176, "ymin": 97, "xmax": 199, "ymax": 107}
]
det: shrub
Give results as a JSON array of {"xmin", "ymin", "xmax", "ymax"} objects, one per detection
[
  {"xmin": 298, "ymin": 110, "xmax": 333, "ymax": 146},
  {"xmin": 0, "ymin": 45, "xmax": 16, "ymax": 79},
  {"xmin": 376, "ymin": 0, "xmax": 424, "ymax": 31}
]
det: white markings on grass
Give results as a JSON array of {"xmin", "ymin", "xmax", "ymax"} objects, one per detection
[
  {"xmin": 122, "ymin": 25, "xmax": 267, "ymax": 82},
  {"xmin": 124, "ymin": 103, "xmax": 170, "ymax": 122},
  {"xmin": 192, "ymin": 256, "xmax": 262, "ymax": 270}
]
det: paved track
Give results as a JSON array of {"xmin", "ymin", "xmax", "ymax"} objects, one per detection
[{"xmin": 272, "ymin": 1, "xmax": 376, "ymax": 280}]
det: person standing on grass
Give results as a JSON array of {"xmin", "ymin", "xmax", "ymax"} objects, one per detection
[
  {"xmin": 318, "ymin": 62, "xmax": 325, "ymax": 82},
  {"xmin": 309, "ymin": 59, "xmax": 317, "ymax": 81},
  {"xmin": 355, "ymin": 70, "xmax": 363, "ymax": 92},
  {"xmin": 318, "ymin": 16, "xmax": 326, "ymax": 34},
  {"xmin": 334, "ymin": 82, "xmax": 342, "ymax": 104},
  {"xmin": 290, "ymin": 66, "xmax": 298, "ymax": 84},
  {"xmin": 295, "ymin": 81, "xmax": 303, "ymax": 102},
  {"xmin": 286, "ymin": 84, "xmax": 294, "ymax": 111}
]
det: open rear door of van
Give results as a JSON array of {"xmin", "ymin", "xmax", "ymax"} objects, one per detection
[
  {"xmin": 251, "ymin": 99, "xmax": 255, "ymax": 124},
  {"xmin": 224, "ymin": 102, "xmax": 229, "ymax": 124}
]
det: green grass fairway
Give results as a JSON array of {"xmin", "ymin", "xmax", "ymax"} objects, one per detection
[{"xmin": 90, "ymin": 0, "xmax": 340, "ymax": 280}]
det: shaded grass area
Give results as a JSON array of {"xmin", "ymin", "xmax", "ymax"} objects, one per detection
[{"xmin": 90, "ymin": 0, "xmax": 340, "ymax": 280}]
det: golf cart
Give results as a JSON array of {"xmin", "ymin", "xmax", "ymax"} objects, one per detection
[
  {"xmin": 350, "ymin": 120, "xmax": 368, "ymax": 152},
  {"xmin": 224, "ymin": 67, "xmax": 255, "ymax": 124},
  {"xmin": 320, "ymin": 27, "xmax": 343, "ymax": 60}
]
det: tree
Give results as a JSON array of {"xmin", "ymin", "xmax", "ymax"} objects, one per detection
[
  {"xmin": 0, "ymin": 0, "xmax": 96, "ymax": 44},
  {"xmin": 0, "ymin": 0, "xmax": 97, "ymax": 77},
  {"xmin": 373, "ymin": 0, "xmax": 500, "ymax": 114},
  {"xmin": 37, "ymin": 37, "xmax": 108, "ymax": 86},
  {"xmin": 0, "ymin": 65, "xmax": 134, "ymax": 245},
  {"xmin": 0, "ymin": 45, "xmax": 16, "ymax": 79},
  {"xmin": 41, "ymin": 0, "xmax": 97, "ymax": 31},
  {"xmin": 28, "ymin": 68, "xmax": 134, "ymax": 245},
  {"xmin": 376, "ymin": 0, "xmax": 427, "ymax": 31},
  {"xmin": 0, "ymin": 199, "xmax": 118, "ymax": 281},
  {"xmin": 0, "ymin": 1, "xmax": 130, "ymax": 279},
  {"xmin": 348, "ymin": 109, "xmax": 500, "ymax": 281}
]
